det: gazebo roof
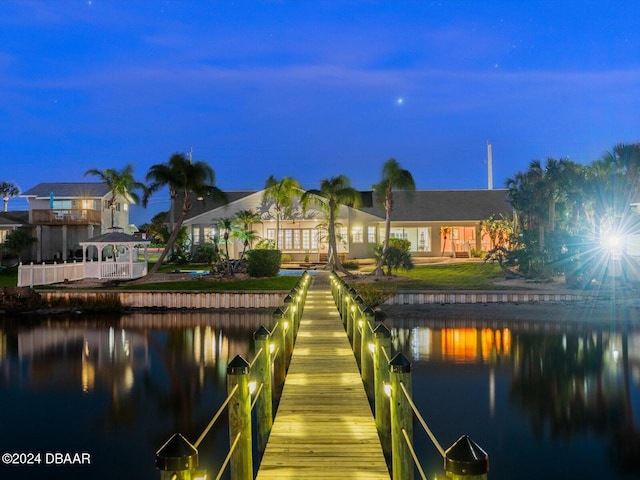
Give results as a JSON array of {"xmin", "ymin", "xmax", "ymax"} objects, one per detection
[{"xmin": 80, "ymin": 228, "xmax": 150, "ymax": 246}]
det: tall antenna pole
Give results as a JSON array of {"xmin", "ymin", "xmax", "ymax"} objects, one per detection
[{"xmin": 487, "ymin": 141, "xmax": 493, "ymax": 190}]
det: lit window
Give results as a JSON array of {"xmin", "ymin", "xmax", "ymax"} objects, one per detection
[
  {"xmin": 352, "ymin": 226, "xmax": 363, "ymax": 243},
  {"xmin": 368, "ymin": 226, "xmax": 376, "ymax": 243}
]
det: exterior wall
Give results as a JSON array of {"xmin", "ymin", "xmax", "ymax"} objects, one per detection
[{"xmin": 27, "ymin": 192, "xmax": 132, "ymax": 262}]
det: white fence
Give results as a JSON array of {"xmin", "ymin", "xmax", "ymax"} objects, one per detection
[
  {"xmin": 18, "ymin": 261, "xmax": 85, "ymax": 287},
  {"xmin": 18, "ymin": 261, "xmax": 148, "ymax": 287},
  {"xmin": 83, "ymin": 261, "xmax": 147, "ymax": 280}
]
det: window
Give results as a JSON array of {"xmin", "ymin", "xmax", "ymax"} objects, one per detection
[
  {"xmin": 192, "ymin": 229, "xmax": 201, "ymax": 245},
  {"xmin": 368, "ymin": 226, "xmax": 376, "ymax": 243},
  {"xmin": 352, "ymin": 226, "xmax": 363, "ymax": 243},
  {"xmin": 204, "ymin": 227, "xmax": 217, "ymax": 242}
]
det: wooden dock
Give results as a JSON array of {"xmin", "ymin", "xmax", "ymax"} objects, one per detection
[{"xmin": 256, "ymin": 272, "xmax": 390, "ymax": 479}]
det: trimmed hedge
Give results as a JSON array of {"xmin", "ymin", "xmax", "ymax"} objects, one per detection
[{"xmin": 247, "ymin": 249, "xmax": 282, "ymax": 277}]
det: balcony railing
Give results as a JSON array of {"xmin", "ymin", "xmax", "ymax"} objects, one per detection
[{"xmin": 31, "ymin": 209, "xmax": 102, "ymax": 225}]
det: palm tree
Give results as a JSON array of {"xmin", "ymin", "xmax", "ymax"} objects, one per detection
[
  {"xmin": 84, "ymin": 164, "xmax": 146, "ymax": 228},
  {"xmin": 0, "ymin": 181, "xmax": 20, "ymax": 212},
  {"xmin": 233, "ymin": 209, "xmax": 261, "ymax": 259},
  {"xmin": 371, "ymin": 158, "xmax": 415, "ymax": 276},
  {"xmin": 218, "ymin": 217, "xmax": 234, "ymax": 274},
  {"xmin": 262, "ymin": 176, "xmax": 301, "ymax": 249},
  {"xmin": 301, "ymin": 175, "xmax": 361, "ymax": 274},
  {"xmin": 143, "ymin": 153, "xmax": 226, "ymax": 276}
]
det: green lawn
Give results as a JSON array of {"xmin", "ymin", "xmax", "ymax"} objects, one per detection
[
  {"xmin": 2, "ymin": 261, "xmax": 506, "ymax": 291},
  {"xmin": 0, "ymin": 267, "xmax": 18, "ymax": 287},
  {"xmin": 390, "ymin": 262, "xmax": 505, "ymax": 290},
  {"xmin": 118, "ymin": 275, "xmax": 300, "ymax": 291}
]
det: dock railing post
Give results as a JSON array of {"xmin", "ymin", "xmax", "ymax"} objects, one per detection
[
  {"xmin": 272, "ymin": 307, "xmax": 286, "ymax": 405},
  {"xmin": 253, "ymin": 326, "xmax": 273, "ymax": 455},
  {"xmin": 444, "ymin": 435, "xmax": 489, "ymax": 480},
  {"xmin": 282, "ymin": 299, "xmax": 294, "ymax": 368},
  {"xmin": 155, "ymin": 433, "xmax": 199, "ymax": 480},
  {"xmin": 390, "ymin": 352, "xmax": 413, "ymax": 480},
  {"xmin": 353, "ymin": 296, "xmax": 364, "ymax": 365},
  {"xmin": 360, "ymin": 305, "xmax": 375, "ymax": 400},
  {"xmin": 226, "ymin": 355, "xmax": 253, "ymax": 480},
  {"xmin": 374, "ymin": 324, "xmax": 392, "ymax": 457}
]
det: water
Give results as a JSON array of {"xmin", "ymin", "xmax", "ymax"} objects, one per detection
[
  {"xmin": 1, "ymin": 311, "xmax": 639, "ymax": 479},
  {"xmin": 389, "ymin": 316, "xmax": 640, "ymax": 480}
]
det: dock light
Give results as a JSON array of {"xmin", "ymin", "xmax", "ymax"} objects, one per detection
[
  {"xmin": 269, "ymin": 343, "xmax": 275, "ymax": 354},
  {"xmin": 193, "ymin": 470, "xmax": 208, "ymax": 480},
  {"xmin": 292, "ymin": 305, "xmax": 297, "ymax": 313},
  {"xmin": 351, "ymin": 305, "xmax": 356, "ymax": 313},
  {"xmin": 368, "ymin": 343, "xmax": 375, "ymax": 354},
  {"xmin": 384, "ymin": 383, "xmax": 392, "ymax": 397},
  {"xmin": 283, "ymin": 321, "xmax": 289, "ymax": 331},
  {"xmin": 249, "ymin": 381, "xmax": 257, "ymax": 394},
  {"xmin": 358, "ymin": 320, "xmax": 363, "ymax": 328}
]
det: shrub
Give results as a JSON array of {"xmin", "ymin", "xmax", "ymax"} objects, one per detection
[
  {"xmin": 342, "ymin": 260, "xmax": 360, "ymax": 270},
  {"xmin": 192, "ymin": 242, "xmax": 219, "ymax": 263},
  {"xmin": 281, "ymin": 253, "xmax": 292, "ymax": 263},
  {"xmin": 247, "ymin": 249, "xmax": 282, "ymax": 277}
]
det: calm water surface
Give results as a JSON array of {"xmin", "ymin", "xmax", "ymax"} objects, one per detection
[{"xmin": 1, "ymin": 310, "xmax": 639, "ymax": 479}]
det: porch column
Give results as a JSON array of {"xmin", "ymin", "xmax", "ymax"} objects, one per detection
[
  {"xmin": 62, "ymin": 225, "xmax": 68, "ymax": 261},
  {"xmin": 36, "ymin": 225, "xmax": 42, "ymax": 263}
]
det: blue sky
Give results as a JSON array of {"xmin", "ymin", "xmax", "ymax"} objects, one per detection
[{"xmin": 2, "ymin": 0, "xmax": 639, "ymax": 225}]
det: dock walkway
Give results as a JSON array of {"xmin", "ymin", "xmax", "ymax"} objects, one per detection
[{"xmin": 256, "ymin": 272, "xmax": 390, "ymax": 479}]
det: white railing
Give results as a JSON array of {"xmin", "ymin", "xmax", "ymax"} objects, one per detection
[
  {"xmin": 18, "ymin": 261, "xmax": 85, "ymax": 287},
  {"xmin": 18, "ymin": 261, "xmax": 148, "ymax": 287},
  {"xmin": 99, "ymin": 261, "xmax": 147, "ymax": 279}
]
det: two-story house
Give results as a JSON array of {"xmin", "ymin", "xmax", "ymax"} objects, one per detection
[{"xmin": 21, "ymin": 182, "xmax": 134, "ymax": 262}]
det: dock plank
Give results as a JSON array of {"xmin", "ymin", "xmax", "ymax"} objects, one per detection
[{"xmin": 256, "ymin": 273, "xmax": 390, "ymax": 479}]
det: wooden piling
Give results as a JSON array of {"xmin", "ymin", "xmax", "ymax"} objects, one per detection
[
  {"xmin": 253, "ymin": 326, "xmax": 273, "ymax": 454},
  {"xmin": 227, "ymin": 355, "xmax": 253, "ymax": 480},
  {"xmin": 390, "ymin": 352, "xmax": 413, "ymax": 480}
]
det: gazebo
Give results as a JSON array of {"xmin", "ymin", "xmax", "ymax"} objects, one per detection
[{"xmin": 80, "ymin": 227, "xmax": 151, "ymax": 280}]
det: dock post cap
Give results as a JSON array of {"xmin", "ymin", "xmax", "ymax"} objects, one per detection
[
  {"xmin": 444, "ymin": 435, "xmax": 489, "ymax": 476},
  {"xmin": 389, "ymin": 352, "xmax": 412, "ymax": 373},
  {"xmin": 253, "ymin": 325, "xmax": 271, "ymax": 340},
  {"xmin": 363, "ymin": 305, "xmax": 375, "ymax": 315},
  {"xmin": 373, "ymin": 323, "xmax": 391, "ymax": 338},
  {"xmin": 283, "ymin": 294, "xmax": 293, "ymax": 303},
  {"xmin": 227, "ymin": 355, "xmax": 250, "ymax": 375},
  {"xmin": 273, "ymin": 306, "xmax": 286, "ymax": 317},
  {"xmin": 155, "ymin": 433, "xmax": 198, "ymax": 471}
]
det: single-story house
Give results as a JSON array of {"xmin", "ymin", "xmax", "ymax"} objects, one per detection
[{"xmin": 172, "ymin": 188, "xmax": 513, "ymax": 262}]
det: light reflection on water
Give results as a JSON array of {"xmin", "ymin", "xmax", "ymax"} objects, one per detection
[
  {"xmin": 0, "ymin": 310, "xmax": 270, "ymax": 480},
  {"xmin": 2, "ymin": 312, "xmax": 640, "ymax": 480},
  {"xmin": 389, "ymin": 317, "xmax": 640, "ymax": 480}
]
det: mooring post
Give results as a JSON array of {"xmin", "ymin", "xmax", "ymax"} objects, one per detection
[
  {"xmin": 253, "ymin": 326, "xmax": 273, "ymax": 454},
  {"xmin": 444, "ymin": 435, "xmax": 489, "ymax": 480},
  {"xmin": 226, "ymin": 355, "xmax": 253, "ymax": 480},
  {"xmin": 374, "ymin": 324, "xmax": 392, "ymax": 457},
  {"xmin": 390, "ymin": 352, "xmax": 413, "ymax": 480},
  {"xmin": 155, "ymin": 433, "xmax": 199, "ymax": 480},
  {"xmin": 360, "ymin": 305, "xmax": 375, "ymax": 402},
  {"xmin": 353, "ymin": 296, "xmax": 364, "ymax": 365},
  {"xmin": 272, "ymin": 307, "xmax": 286, "ymax": 405}
]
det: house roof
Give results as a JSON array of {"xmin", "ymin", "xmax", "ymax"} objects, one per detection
[
  {"xmin": 80, "ymin": 229, "xmax": 150, "ymax": 245},
  {"xmin": 359, "ymin": 189, "xmax": 512, "ymax": 222},
  {"xmin": 21, "ymin": 182, "xmax": 111, "ymax": 199},
  {"xmin": 171, "ymin": 188, "xmax": 511, "ymax": 224},
  {"xmin": 170, "ymin": 191, "xmax": 257, "ymax": 222},
  {"xmin": 0, "ymin": 211, "xmax": 30, "ymax": 227}
]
